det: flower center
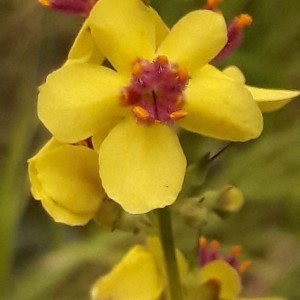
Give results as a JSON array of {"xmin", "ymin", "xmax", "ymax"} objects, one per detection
[
  {"xmin": 120, "ymin": 55, "xmax": 189, "ymax": 125},
  {"xmin": 199, "ymin": 236, "xmax": 251, "ymax": 275}
]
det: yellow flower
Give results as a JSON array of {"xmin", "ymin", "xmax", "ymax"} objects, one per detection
[
  {"xmin": 37, "ymin": 0, "xmax": 263, "ymax": 213},
  {"xmin": 223, "ymin": 66, "xmax": 299, "ymax": 112},
  {"xmin": 91, "ymin": 245, "xmax": 163, "ymax": 300},
  {"xmin": 196, "ymin": 260, "xmax": 284, "ymax": 300},
  {"xmin": 91, "ymin": 236, "xmax": 284, "ymax": 300},
  {"xmin": 91, "ymin": 236, "xmax": 187, "ymax": 300},
  {"xmin": 28, "ymin": 138, "xmax": 105, "ymax": 225}
]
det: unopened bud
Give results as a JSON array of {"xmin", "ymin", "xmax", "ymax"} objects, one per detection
[
  {"xmin": 200, "ymin": 185, "xmax": 244, "ymax": 214},
  {"xmin": 175, "ymin": 197, "xmax": 209, "ymax": 228},
  {"xmin": 39, "ymin": 0, "xmax": 97, "ymax": 17},
  {"xmin": 94, "ymin": 198, "xmax": 151, "ymax": 234},
  {"xmin": 217, "ymin": 185, "xmax": 244, "ymax": 213}
]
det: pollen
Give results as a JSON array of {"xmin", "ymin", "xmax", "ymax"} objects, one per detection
[
  {"xmin": 133, "ymin": 106, "xmax": 150, "ymax": 120},
  {"xmin": 206, "ymin": 0, "xmax": 223, "ymax": 11},
  {"xmin": 39, "ymin": 0, "xmax": 51, "ymax": 7},
  {"xmin": 210, "ymin": 240, "xmax": 220, "ymax": 250},
  {"xmin": 132, "ymin": 61, "xmax": 143, "ymax": 77},
  {"xmin": 177, "ymin": 67, "xmax": 189, "ymax": 82},
  {"xmin": 199, "ymin": 236, "xmax": 207, "ymax": 249},
  {"xmin": 156, "ymin": 55, "xmax": 169, "ymax": 65},
  {"xmin": 120, "ymin": 56, "xmax": 189, "ymax": 125},
  {"xmin": 170, "ymin": 110, "xmax": 188, "ymax": 121},
  {"xmin": 198, "ymin": 236, "xmax": 251, "ymax": 276},
  {"xmin": 231, "ymin": 245, "xmax": 242, "ymax": 257},
  {"xmin": 239, "ymin": 260, "xmax": 251, "ymax": 273},
  {"xmin": 234, "ymin": 14, "xmax": 253, "ymax": 30}
]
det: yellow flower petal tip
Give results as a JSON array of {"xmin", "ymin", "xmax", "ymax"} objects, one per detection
[
  {"xmin": 247, "ymin": 86, "xmax": 299, "ymax": 112},
  {"xmin": 223, "ymin": 66, "xmax": 299, "ymax": 112},
  {"xmin": 158, "ymin": 10, "xmax": 227, "ymax": 75}
]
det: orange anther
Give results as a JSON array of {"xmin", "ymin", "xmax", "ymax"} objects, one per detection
[
  {"xmin": 210, "ymin": 240, "xmax": 220, "ymax": 250},
  {"xmin": 234, "ymin": 14, "xmax": 253, "ymax": 30},
  {"xmin": 170, "ymin": 110, "xmax": 188, "ymax": 121},
  {"xmin": 199, "ymin": 236, "xmax": 207, "ymax": 249},
  {"xmin": 239, "ymin": 260, "xmax": 251, "ymax": 273},
  {"xmin": 175, "ymin": 95, "xmax": 184, "ymax": 107},
  {"xmin": 177, "ymin": 67, "xmax": 189, "ymax": 82},
  {"xmin": 133, "ymin": 106, "xmax": 150, "ymax": 120},
  {"xmin": 231, "ymin": 245, "xmax": 242, "ymax": 257},
  {"xmin": 156, "ymin": 55, "xmax": 169, "ymax": 65},
  {"xmin": 39, "ymin": 0, "xmax": 51, "ymax": 7},
  {"xmin": 132, "ymin": 61, "xmax": 142, "ymax": 77},
  {"xmin": 206, "ymin": 0, "xmax": 223, "ymax": 10},
  {"xmin": 120, "ymin": 90, "xmax": 129, "ymax": 106}
]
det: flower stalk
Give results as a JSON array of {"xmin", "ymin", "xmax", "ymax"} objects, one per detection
[{"xmin": 157, "ymin": 207, "xmax": 184, "ymax": 300}]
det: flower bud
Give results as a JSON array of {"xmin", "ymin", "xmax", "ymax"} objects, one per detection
[
  {"xmin": 201, "ymin": 185, "xmax": 244, "ymax": 214},
  {"xmin": 39, "ymin": 0, "xmax": 97, "ymax": 17}
]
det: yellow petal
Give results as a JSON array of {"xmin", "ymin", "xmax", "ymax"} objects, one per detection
[
  {"xmin": 28, "ymin": 139, "xmax": 105, "ymax": 225},
  {"xmin": 92, "ymin": 118, "xmax": 121, "ymax": 152},
  {"xmin": 91, "ymin": 245, "xmax": 163, "ymax": 300},
  {"xmin": 240, "ymin": 298, "xmax": 285, "ymax": 300},
  {"xmin": 246, "ymin": 86, "xmax": 299, "ymax": 112},
  {"xmin": 38, "ymin": 63, "xmax": 126, "ymax": 143},
  {"xmin": 222, "ymin": 66, "xmax": 246, "ymax": 83},
  {"xmin": 200, "ymin": 261, "xmax": 242, "ymax": 299},
  {"xmin": 66, "ymin": 19, "xmax": 105, "ymax": 65},
  {"xmin": 157, "ymin": 10, "xmax": 227, "ymax": 76},
  {"xmin": 148, "ymin": 7, "xmax": 169, "ymax": 48},
  {"xmin": 179, "ymin": 65, "xmax": 263, "ymax": 141},
  {"xmin": 89, "ymin": 0, "xmax": 156, "ymax": 75},
  {"xmin": 223, "ymin": 66, "xmax": 299, "ymax": 112},
  {"xmin": 99, "ymin": 119, "xmax": 187, "ymax": 214}
]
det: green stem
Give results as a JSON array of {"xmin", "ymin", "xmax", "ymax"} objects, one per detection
[
  {"xmin": 0, "ymin": 3, "xmax": 42, "ymax": 296},
  {"xmin": 157, "ymin": 207, "xmax": 184, "ymax": 300}
]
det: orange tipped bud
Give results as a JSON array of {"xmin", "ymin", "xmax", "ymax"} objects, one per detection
[
  {"xmin": 206, "ymin": 0, "xmax": 223, "ymax": 10},
  {"xmin": 39, "ymin": 0, "xmax": 51, "ymax": 7},
  {"xmin": 239, "ymin": 260, "xmax": 251, "ymax": 273},
  {"xmin": 234, "ymin": 14, "xmax": 253, "ymax": 30},
  {"xmin": 38, "ymin": 0, "xmax": 97, "ymax": 17},
  {"xmin": 199, "ymin": 236, "xmax": 207, "ymax": 249},
  {"xmin": 210, "ymin": 240, "xmax": 220, "ymax": 250},
  {"xmin": 231, "ymin": 245, "xmax": 242, "ymax": 257}
]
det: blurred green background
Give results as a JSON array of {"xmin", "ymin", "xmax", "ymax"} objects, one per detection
[{"xmin": 0, "ymin": 0, "xmax": 300, "ymax": 299}]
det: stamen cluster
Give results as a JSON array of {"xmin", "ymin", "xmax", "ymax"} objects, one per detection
[
  {"xmin": 199, "ymin": 236, "xmax": 251, "ymax": 275},
  {"xmin": 121, "ymin": 56, "xmax": 189, "ymax": 125}
]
